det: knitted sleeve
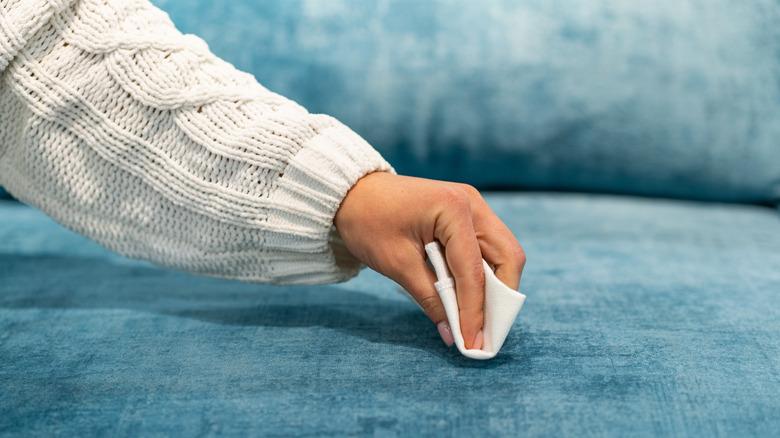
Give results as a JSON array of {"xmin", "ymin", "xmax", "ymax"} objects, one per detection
[{"xmin": 0, "ymin": 0, "xmax": 394, "ymax": 284}]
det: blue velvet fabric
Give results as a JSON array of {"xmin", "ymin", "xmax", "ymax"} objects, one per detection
[
  {"xmin": 149, "ymin": 0, "xmax": 780, "ymax": 203},
  {"xmin": 2, "ymin": 195, "xmax": 779, "ymax": 436}
]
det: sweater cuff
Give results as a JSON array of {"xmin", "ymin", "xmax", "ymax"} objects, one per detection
[{"xmin": 261, "ymin": 116, "xmax": 394, "ymax": 284}]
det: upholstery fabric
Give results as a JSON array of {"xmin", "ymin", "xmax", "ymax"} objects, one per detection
[
  {"xmin": 2, "ymin": 194, "xmax": 778, "ymax": 436},
  {"xmin": 149, "ymin": 0, "xmax": 780, "ymax": 203}
]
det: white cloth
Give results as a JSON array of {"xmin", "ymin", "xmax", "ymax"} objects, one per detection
[
  {"xmin": 425, "ymin": 242, "xmax": 526, "ymax": 360},
  {"xmin": 0, "ymin": 0, "xmax": 392, "ymax": 284}
]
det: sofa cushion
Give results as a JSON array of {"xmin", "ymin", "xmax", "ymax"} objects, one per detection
[
  {"xmin": 151, "ymin": 0, "xmax": 780, "ymax": 203},
  {"xmin": 2, "ymin": 194, "xmax": 778, "ymax": 435}
]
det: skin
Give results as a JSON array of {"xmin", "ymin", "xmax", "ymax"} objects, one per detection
[{"xmin": 334, "ymin": 172, "xmax": 526, "ymax": 349}]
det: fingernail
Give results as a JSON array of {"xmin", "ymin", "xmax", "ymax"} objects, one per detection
[
  {"xmin": 437, "ymin": 321, "xmax": 455, "ymax": 347},
  {"xmin": 472, "ymin": 329, "xmax": 484, "ymax": 350}
]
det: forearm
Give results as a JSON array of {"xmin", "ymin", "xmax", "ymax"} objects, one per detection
[{"xmin": 0, "ymin": 0, "xmax": 392, "ymax": 284}]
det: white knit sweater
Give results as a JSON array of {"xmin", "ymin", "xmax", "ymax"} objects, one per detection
[{"xmin": 0, "ymin": 0, "xmax": 393, "ymax": 284}]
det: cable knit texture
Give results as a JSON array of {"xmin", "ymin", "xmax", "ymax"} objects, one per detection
[{"xmin": 0, "ymin": 0, "xmax": 393, "ymax": 284}]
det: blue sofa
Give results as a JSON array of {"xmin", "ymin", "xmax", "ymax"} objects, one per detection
[{"xmin": 2, "ymin": 0, "xmax": 779, "ymax": 436}]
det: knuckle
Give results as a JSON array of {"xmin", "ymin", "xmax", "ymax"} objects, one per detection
[
  {"xmin": 511, "ymin": 244, "xmax": 527, "ymax": 269},
  {"xmin": 461, "ymin": 262, "xmax": 486, "ymax": 289},
  {"xmin": 416, "ymin": 295, "xmax": 441, "ymax": 316},
  {"xmin": 457, "ymin": 183, "xmax": 481, "ymax": 198},
  {"xmin": 474, "ymin": 264, "xmax": 486, "ymax": 285},
  {"xmin": 437, "ymin": 185, "xmax": 471, "ymax": 211}
]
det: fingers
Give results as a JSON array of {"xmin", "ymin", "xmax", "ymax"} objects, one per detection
[
  {"xmin": 442, "ymin": 232, "xmax": 485, "ymax": 349},
  {"xmin": 493, "ymin": 258, "xmax": 525, "ymax": 291},
  {"xmin": 391, "ymin": 251, "xmax": 447, "ymax": 325},
  {"xmin": 434, "ymin": 191, "xmax": 486, "ymax": 349},
  {"xmin": 477, "ymin": 228, "xmax": 526, "ymax": 291},
  {"xmin": 392, "ymin": 251, "xmax": 457, "ymax": 347},
  {"xmin": 459, "ymin": 184, "xmax": 526, "ymax": 291},
  {"xmin": 431, "ymin": 183, "xmax": 526, "ymax": 351}
]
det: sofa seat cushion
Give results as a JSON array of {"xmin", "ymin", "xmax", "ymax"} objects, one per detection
[{"xmin": 1, "ymin": 193, "xmax": 778, "ymax": 436}]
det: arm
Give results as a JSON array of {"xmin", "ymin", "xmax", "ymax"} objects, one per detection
[
  {"xmin": 0, "ymin": 0, "xmax": 391, "ymax": 284},
  {"xmin": 0, "ymin": 0, "xmax": 526, "ymax": 348}
]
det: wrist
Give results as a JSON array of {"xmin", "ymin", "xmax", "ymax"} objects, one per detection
[{"xmin": 334, "ymin": 171, "xmax": 394, "ymax": 231}]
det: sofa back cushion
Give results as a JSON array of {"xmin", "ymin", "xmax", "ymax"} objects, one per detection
[
  {"xmin": 157, "ymin": 0, "xmax": 780, "ymax": 202},
  {"xmin": 8, "ymin": 0, "xmax": 774, "ymax": 204}
]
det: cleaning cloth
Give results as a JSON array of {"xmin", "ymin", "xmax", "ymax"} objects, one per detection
[{"xmin": 425, "ymin": 241, "xmax": 526, "ymax": 360}]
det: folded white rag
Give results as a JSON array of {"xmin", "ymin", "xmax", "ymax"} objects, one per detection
[{"xmin": 424, "ymin": 241, "xmax": 526, "ymax": 360}]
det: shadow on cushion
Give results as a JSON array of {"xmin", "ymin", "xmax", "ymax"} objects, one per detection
[{"xmin": 0, "ymin": 252, "xmax": 514, "ymax": 368}]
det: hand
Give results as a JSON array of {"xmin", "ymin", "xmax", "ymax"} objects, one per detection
[{"xmin": 334, "ymin": 172, "xmax": 526, "ymax": 349}]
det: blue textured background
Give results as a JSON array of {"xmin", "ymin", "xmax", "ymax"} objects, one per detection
[
  {"xmin": 2, "ymin": 197, "xmax": 779, "ymax": 435},
  {"xmin": 148, "ymin": 0, "xmax": 780, "ymax": 203}
]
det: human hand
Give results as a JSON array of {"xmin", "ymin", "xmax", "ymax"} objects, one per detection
[{"xmin": 334, "ymin": 172, "xmax": 526, "ymax": 349}]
